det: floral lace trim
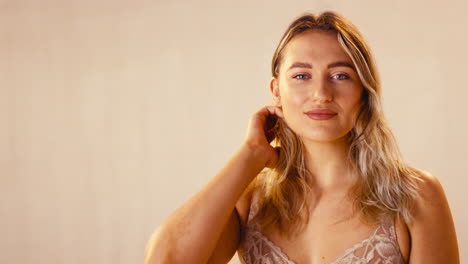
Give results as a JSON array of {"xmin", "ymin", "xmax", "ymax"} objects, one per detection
[{"xmin": 238, "ymin": 192, "xmax": 406, "ymax": 264}]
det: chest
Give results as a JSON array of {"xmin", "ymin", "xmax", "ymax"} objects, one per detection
[
  {"xmin": 252, "ymin": 202, "xmax": 410, "ymax": 264},
  {"xmin": 260, "ymin": 217, "xmax": 376, "ymax": 263}
]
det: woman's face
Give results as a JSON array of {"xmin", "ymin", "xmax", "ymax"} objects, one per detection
[{"xmin": 271, "ymin": 30, "xmax": 363, "ymax": 143}]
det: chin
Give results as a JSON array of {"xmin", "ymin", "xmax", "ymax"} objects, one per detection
[
  {"xmin": 301, "ymin": 135, "xmax": 346, "ymax": 144},
  {"xmin": 282, "ymin": 118, "xmax": 352, "ymax": 143},
  {"xmin": 297, "ymin": 128, "xmax": 351, "ymax": 144}
]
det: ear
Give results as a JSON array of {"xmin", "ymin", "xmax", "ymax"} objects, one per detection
[{"xmin": 269, "ymin": 78, "xmax": 281, "ymax": 106}]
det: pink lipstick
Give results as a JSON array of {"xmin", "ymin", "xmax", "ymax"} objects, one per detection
[{"xmin": 304, "ymin": 109, "xmax": 337, "ymax": 120}]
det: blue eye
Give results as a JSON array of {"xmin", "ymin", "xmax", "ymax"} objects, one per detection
[
  {"xmin": 293, "ymin": 74, "xmax": 310, "ymax": 80},
  {"xmin": 332, "ymin": 74, "xmax": 350, "ymax": 80}
]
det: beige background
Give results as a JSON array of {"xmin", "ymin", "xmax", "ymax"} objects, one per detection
[{"xmin": 1, "ymin": 0, "xmax": 466, "ymax": 263}]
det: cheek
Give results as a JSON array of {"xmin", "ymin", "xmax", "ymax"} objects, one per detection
[
  {"xmin": 345, "ymin": 93, "xmax": 364, "ymax": 121},
  {"xmin": 341, "ymin": 85, "xmax": 363, "ymax": 106},
  {"xmin": 280, "ymin": 85, "xmax": 309, "ymax": 107}
]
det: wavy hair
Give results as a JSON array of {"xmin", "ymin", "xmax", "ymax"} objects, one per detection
[{"xmin": 250, "ymin": 11, "xmax": 424, "ymax": 238}]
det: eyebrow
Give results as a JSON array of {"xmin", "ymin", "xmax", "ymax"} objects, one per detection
[{"xmin": 287, "ymin": 61, "xmax": 356, "ymax": 71}]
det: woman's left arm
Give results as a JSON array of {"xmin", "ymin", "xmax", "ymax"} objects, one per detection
[{"xmin": 407, "ymin": 171, "xmax": 459, "ymax": 263}]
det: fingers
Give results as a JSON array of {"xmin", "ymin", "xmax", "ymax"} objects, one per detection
[
  {"xmin": 268, "ymin": 106, "xmax": 284, "ymax": 119},
  {"xmin": 251, "ymin": 105, "xmax": 284, "ymax": 132},
  {"xmin": 259, "ymin": 105, "xmax": 284, "ymax": 119}
]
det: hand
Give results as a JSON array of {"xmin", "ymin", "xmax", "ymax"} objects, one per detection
[{"xmin": 243, "ymin": 106, "xmax": 284, "ymax": 168}]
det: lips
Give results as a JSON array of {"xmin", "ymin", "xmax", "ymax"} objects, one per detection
[
  {"xmin": 304, "ymin": 109, "xmax": 337, "ymax": 120},
  {"xmin": 305, "ymin": 109, "xmax": 337, "ymax": 115}
]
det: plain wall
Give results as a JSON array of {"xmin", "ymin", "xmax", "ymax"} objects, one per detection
[{"xmin": 1, "ymin": 0, "xmax": 466, "ymax": 263}]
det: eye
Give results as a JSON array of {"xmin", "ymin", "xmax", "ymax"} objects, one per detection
[
  {"xmin": 332, "ymin": 73, "xmax": 350, "ymax": 80},
  {"xmin": 293, "ymin": 74, "xmax": 310, "ymax": 80}
]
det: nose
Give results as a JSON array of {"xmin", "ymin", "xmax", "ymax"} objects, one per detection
[{"xmin": 311, "ymin": 75, "xmax": 333, "ymax": 103}]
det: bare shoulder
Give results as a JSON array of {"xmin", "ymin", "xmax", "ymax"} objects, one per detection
[
  {"xmin": 206, "ymin": 177, "xmax": 260, "ymax": 264},
  {"xmin": 235, "ymin": 176, "xmax": 258, "ymax": 227},
  {"xmin": 410, "ymin": 168, "xmax": 451, "ymax": 218},
  {"xmin": 406, "ymin": 168, "xmax": 460, "ymax": 263},
  {"xmin": 411, "ymin": 169, "xmax": 446, "ymax": 208}
]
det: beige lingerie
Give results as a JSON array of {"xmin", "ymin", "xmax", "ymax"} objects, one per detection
[{"xmin": 237, "ymin": 191, "xmax": 406, "ymax": 264}]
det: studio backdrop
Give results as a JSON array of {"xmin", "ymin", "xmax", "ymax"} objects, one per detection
[{"xmin": 1, "ymin": 0, "xmax": 466, "ymax": 263}]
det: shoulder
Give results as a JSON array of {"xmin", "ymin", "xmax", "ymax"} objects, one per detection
[
  {"xmin": 411, "ymin": 168, "xmax": 445, "ymax": 208},
  {"xmin": 406, "ymin": 168, "xmax": 459, "ymax": 263},
  {"xmin": 409, "ymin": 168, "xmax": 450, "ymax": 220},
  {"xmin": 235, "ymin": 177, "xmax": 259, "ymax": 227}
]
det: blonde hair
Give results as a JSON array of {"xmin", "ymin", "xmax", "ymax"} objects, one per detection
[{"xmin": 250, "ymin": 11, "xmax": 423, "ymax": 238}]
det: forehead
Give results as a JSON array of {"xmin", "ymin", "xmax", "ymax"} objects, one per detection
[{"xmin": 281, "ymin": 30, "xmax": 353, "ymax": 67}]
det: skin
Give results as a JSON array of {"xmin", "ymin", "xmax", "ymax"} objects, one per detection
[
  {"xmin": 259, "ymin": 30, "xmax": 459, "ymax": 263},
  {"xmin": 265, "ymin": 29, "xmax": 396, "ymax": 263},
  {"xmin": 144, "ymin": 29, "xmax": 459, "ymax": 264},
  {"xmin": 271, "ymin": 30, "xmax": 363, "ymax": 190}
]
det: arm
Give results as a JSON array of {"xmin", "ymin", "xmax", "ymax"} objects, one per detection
[
  {"xmin": 407, "ymin": 171, "xmax": 459, "ymax": 263},
  {"xmin": 144, "ymin": 144, "xmax": 267, "ymax": 264},
  {"xmin": 144, "ymin": 106, "xmax": 284, "ymax": 264},
  {"xmin": 206, "ymin": 185, "xmax": 255, "ymax": 264}
]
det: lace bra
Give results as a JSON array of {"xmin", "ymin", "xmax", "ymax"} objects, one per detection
[{"xmin": 237, "ymin": 192, "xmax": 406, "ymax": 264}]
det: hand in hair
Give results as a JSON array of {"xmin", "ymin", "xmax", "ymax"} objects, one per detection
[{"xmin": 243, "ymin": 105, "xmax": 284, "ymax": 169}]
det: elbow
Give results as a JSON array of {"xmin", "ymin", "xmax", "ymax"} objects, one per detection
[
  {"xmin": 144, "ymin": 249, "xmax": 190, "ymax": 264},
  {"xmin": 144, "ymin": 225, "xmax": 210, "ymax": 264},
  {"xmin": 143, "ymin": 252, "xmax": 162, "ymax": 264},
  {"xmin": 144, "ymin": 244, "xmax": 177, "ymax": 264},
  {"xmin": 143, "ymin": 243, "xmax": 165, "ymax": 264},
  {"xmin": 143, "ymin": 229, "xmax": 173, "ymax": 264},
  {"xmin": 143, "ymin": 253, "xmax": 169, "ymax": 264},
  {"xmin": 144, "ymin": 243, "xmax": 209, "ymax": 264},
  {"xmin": 143, "ymin": 230, "xmax": 188, "ymax": 264}
]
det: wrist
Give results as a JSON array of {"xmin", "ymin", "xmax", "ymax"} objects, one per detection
[{"xmin": 240, "ymin": 142, "xmax": 270, "ymax": 169}]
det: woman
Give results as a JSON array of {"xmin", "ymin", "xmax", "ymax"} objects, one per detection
[{"xmin": 144, "ymin": 11, "xmax": 459, "ymax": 264}]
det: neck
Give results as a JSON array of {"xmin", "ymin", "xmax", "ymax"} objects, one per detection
[{"xmin": 302, "ymin": 136, "xmax": 356, "ymax": 192}]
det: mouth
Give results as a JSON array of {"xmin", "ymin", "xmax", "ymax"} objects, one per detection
[{"xmin": 305, "ymin": 113, "xmax": 337, "ymax": 120}]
